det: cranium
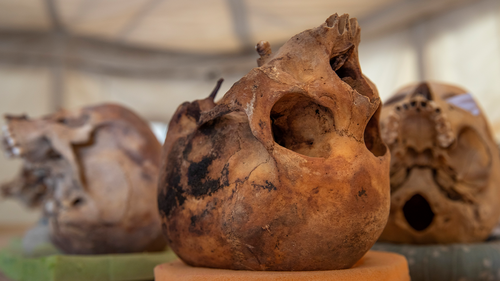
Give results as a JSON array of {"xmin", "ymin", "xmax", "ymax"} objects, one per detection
[
  {"xmin": 379, "ymin": 82, "xmax": 500, "ymax": 243},
  {"xmin": 158, "ymin": 14, "xmax": 390, "ymax": 270},
  {"xmin": 2, "ymin": 104, "xmax": 166, "ymax": 254}
]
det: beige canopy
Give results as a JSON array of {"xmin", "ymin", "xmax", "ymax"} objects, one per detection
[{"xmin": 0, "ymin": 0, "xmax": 453, "ymax": 54}]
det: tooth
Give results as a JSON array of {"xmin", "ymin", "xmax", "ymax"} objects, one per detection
[
  {"xmin": 2, "ymin": 125, "xmax": 10, "ymax": 137},
  {"xmin": 11, "ymin": 146, "xmax": 21, "ymax": 156},
  {"xmin": 45, "ymin": 201, "xmax": 55, "ymax": 214},
  {"xmin": 338, "ymin": 14, "xmax": 349, "ymax": 35},
  {"xmin": 349, "ymin": 18, "xmax": 358, "ymax": 37},
  {"xmin": 6, "ymin": 136, "xmax": 15, "ymax": 146},
  {"xmin": 325, "ymin": 13, "xmax": 339, "ymax": 28}
]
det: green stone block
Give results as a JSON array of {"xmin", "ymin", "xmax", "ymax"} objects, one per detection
[
  {"xmin": 0, "ymin": 239, "xmax": 177, "ymax": 281},
  {"xmin": 372, "ymin": 240, "xmax": 500, "ymax": 281}
]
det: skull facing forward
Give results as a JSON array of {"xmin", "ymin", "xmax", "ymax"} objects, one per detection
[
  {"xmin": 2, "ymin": 104, "xmax": 166, "ymax": 254},
  {"xmin": 379, "ymin": 82, "xmax": 500, "ymax": 243},
  {"xmin": 158, "ymin": 14, "xmax": 390, "ymax": 271}
]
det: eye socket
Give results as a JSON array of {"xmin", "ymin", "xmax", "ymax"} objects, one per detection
[
  {"xmin": 270, "ymin": 93, "xmax": 334, "ymax": 158},
  {"xmin": 448, "ymin": 127, "xmax": 491, "ymax": 188},
  {"xmin": 433, "ymin": 128, "xmax": 492, "ymax": 202},
  {"xmin": 363, "ymin": 106, "xmax": 387, "ymax": 157}
]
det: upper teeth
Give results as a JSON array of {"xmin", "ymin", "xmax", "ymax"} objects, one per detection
[
  {"xmin": 1, "ymin": 125, "xmax": 22, "ymax": 157},
  {"xmin": 6, "ymin": 135, "xmax": 15, "ymax": 146},
  {"xmin": 11, "ymin": 146, "xmax": 21, "ymax": 156}
]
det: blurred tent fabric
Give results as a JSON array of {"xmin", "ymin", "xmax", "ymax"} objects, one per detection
[{"xmin": 0, "ymin": 0, "xmax": 499, "ymax": 225}]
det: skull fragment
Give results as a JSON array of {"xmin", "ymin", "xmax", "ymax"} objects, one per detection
[
  {"xmin": 2, "ymin": 104, "xmax": 166, "ymax": 254},
  {"xmin": 379, "ymin": 82, "xmax": 500, "ymax": 243},
  {"xmin": 158, "ymin": 14, "xmax": 390, "ymax": 271}
]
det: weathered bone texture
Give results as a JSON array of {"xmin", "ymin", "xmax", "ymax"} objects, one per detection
[
  {"xmin": 379, "ymin": 82, "xmax": 500, "ymax": 244},
  {"xmin": 1, "ymin": 104, "xmax": 166, "ymax": 254},
  {"xmin": 158, "ymin": 14, "xmax": 390, "ymax": 271}
]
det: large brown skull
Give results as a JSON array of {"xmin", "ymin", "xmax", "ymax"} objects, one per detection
[
  {"xmin": 2, "ymin": 104, "xmax": 166, "ymax": 254},
  {"xmin": 158, "ymin": 14, "xmax": 390, "ymax": 271},
  {"xmin": 379, "ymin": 82, "xmax": 500, "ymax": 243}
]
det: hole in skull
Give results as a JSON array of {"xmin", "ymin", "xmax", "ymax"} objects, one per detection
[
  {"xmin": 329, "ymin": 47, "xmax": 353, "ymax": 72},
  {"xmin": 271, "ymin": 93, "xmax": 334, "ymax": 158},
  {"xmin": 403, "ymin": 194, "xmax": 435, "ymax": 231},
  {"xmin": 329, "ymin": 46, "xmax": 359, "ymax": 90},
  {"xmin": 329, "ymin": 46, "xmax": 375, "ymax": 100},
  {"xmin": 363, "ymin": 106, "xmax": 387, "ymax": 157}
]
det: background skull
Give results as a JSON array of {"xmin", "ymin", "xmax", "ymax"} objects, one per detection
[
  {"xmin": 379, "ymin": 82, "xmax": 500, "ymax": 243},
  {"xmin": 2, "ymin": 104, "xmax": 166, "ymax": 254},
  {"xmin": 158, "ymin": 14, "xmax": 390, "ymax": 271}
]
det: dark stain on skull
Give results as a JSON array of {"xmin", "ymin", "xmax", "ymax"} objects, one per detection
[
  {"xmin": 199, "ymin": 118, "xmax": 220, "ymax": 136},
  {"xmin": 185, "ymin": 102, "xmax": 201, "ymax": 121},
  {"xmin": 190, "ymin": 201, "xmax": 219, "ymax": 235},
  {"xmin": 158, "ymin": 170, "xmax": 186, "ymax": 217},
  {"xmin": 251, "ymin": 180, "xmax": 277, "ymax": 192},
  {"xmin": 358, "ymin": 188, "xmax": 367, "ymax": 197},
  {"xmin": 258, "ymin": 120, "xmax": 265, "ymax": 129},
  {"xmin": 158, "ymin": 140, "xmax": 187, "ymax": 217},
  {"xmin": 173, "ymin": 102, "xmax": 191, "ymax": 122},
  {"xmin": 187, "ymin": 155, "xmax": 230, "ymax": 197},
  {"xmin": 189, "ymin": 209, "xmax": 211, "ymax": 236},
  {"xmin": 188, "ymin": 155, "xmax": 215, "ymax": 186},
  {"xmin": 351, "ymin": 167, "xmax": 380, "ymax": 207}
]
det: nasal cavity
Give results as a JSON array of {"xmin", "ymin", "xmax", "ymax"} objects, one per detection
[
  {"xmin": 329, "ymin": 46, "xmax": 355, "ymax": 83},
  {"xmin": 403, "ymin": 194, "xmax": 434, "ymax": 231},
  {"xmin": 411, "ymin": 82, "xmax": 433, "ymax": 101}
]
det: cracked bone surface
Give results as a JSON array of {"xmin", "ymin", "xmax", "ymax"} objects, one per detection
[
  {"xmin": 158, "ymin": 14, "xmax": 390, "ymax": 271},
  {"xmin": 379, "ymin": 82, "xmax": 500, "ymax": 244},
  {"xmin": 1, "ymin": 104, "xmax": 166, "ymax": 254}
]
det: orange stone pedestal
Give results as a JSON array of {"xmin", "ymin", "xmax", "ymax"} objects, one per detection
[{"xmin": 154, "ymin": 250, "xmax": 410, "ymax": 281}]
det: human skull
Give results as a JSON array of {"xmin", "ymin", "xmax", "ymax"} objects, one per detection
[
  {"xmin": 157, "ymin": 14, "xmax": 390, "ymax": 271},
  {"xmin": 2, "ymin": 104, "xmax": 166, "ymax": 254},
  {"xmin": 379, "ymin": 82, "xmax": 500, "ymax": 243}
]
